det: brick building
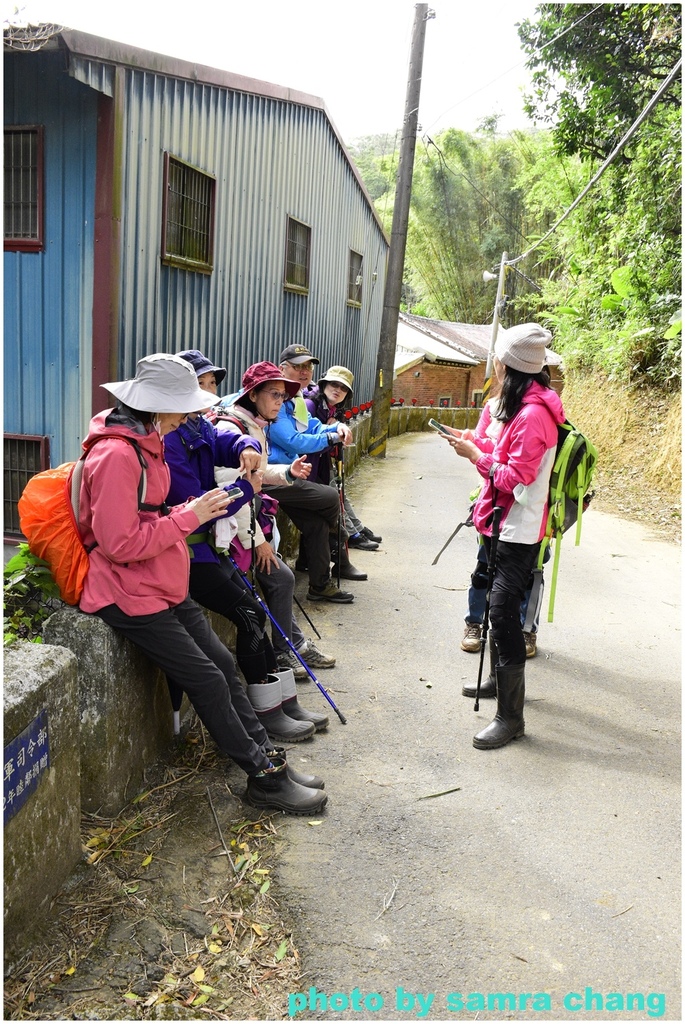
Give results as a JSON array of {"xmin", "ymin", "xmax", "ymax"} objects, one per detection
[{"xmin": 394, "ymin": 313, "xmax": 563, "ymax": 407}]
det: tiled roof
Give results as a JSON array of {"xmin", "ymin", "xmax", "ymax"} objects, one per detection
[{"xmin": 398, "ymin": 312, "xmax": 563, "ymax": 366}]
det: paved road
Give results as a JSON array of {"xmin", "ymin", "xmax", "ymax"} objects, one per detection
[{"xmin": 276, "ymin": 431, "xmax": 681, "ymax": 1022}]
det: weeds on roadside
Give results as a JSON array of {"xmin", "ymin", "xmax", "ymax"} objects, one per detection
[{"xmin": 3, "ymin": 544, "xmax": 62, "ymax": 646}]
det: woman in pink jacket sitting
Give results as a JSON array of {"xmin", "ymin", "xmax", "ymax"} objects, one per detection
[
  {"xmin": 78, "ymin": 353, "xmax": 327, "ymax": 815},
  {"xmin": 445, "ymin": 324, "xmax": 565, "ymax": 750}
]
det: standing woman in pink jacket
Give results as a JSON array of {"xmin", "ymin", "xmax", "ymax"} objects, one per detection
[
  {"xmin": 78, "ymin": 354, "xmax": 327, "ymax": 815},
  {"xmin": 446, "ymin": 325, "xmax": 565, "ymax": 750}
]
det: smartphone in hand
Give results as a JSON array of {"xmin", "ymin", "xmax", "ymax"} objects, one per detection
[{"xmin": 428, "ymin": 418, "xmax": 460, "ymax": 437}]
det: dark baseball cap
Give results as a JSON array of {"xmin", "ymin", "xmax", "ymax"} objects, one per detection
[{"xmin": 279, "ymin": 344, "xmax": 320, "ymax": 365}]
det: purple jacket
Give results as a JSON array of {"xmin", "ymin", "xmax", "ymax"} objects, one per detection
[
  {"xmin": 164, "ymin": 414, "xmax": 258, "ymax": 563},
  {"xmin": 302, "ymin": 385, "xmax": 341, "ymax": 484}
]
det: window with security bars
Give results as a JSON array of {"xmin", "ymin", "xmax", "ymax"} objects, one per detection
[
  {"xmin": 4, "ymin": 434, "xmax": 50, "ymax": 538},
  {"xmin": 284, "ymin": 216, "xmax": 311, "ymax": 293},
  {"xmin": 161, "ymin": 153, "xmax": 215, "ymax": 272},
  {"xmin": 348, "ymin": 250, "xmax": 363, "ymax": 306},
  {"xmin": 4, "ymin": 126, "xmax": 44, "ymax": 252}
]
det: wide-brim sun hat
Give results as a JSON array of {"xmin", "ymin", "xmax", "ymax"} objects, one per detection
[
  {"xmin": 494, "ymin": 323, "xmax": 554, "ymax": 375},
  {"xmin": 235, "ymin": 361, "xmax": 301, "ymax": 404},
  {"xmin": 319, "ymin": 365, "xmax": 354, "ymax": 395},
  {"xmin": 101, "ymin": 354, "xmax": 221, "ymax": 413}
]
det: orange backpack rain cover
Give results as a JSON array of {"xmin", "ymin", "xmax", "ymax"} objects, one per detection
[{"xmin": 17, "ymin": 462, "xmax": 89, "ymax": 606}]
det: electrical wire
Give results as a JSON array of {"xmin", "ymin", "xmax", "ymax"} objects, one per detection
[
  {"xmin": 423, "ymin": 4, "xmax": 604, "ymax": 134},
  {"xmin": 506, "ymin": 57, "xmax": 682, "ymax": 268}
]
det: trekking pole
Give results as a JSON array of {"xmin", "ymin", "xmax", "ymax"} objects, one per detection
[
  {"xmin": 249, "ymin": 498, "xmax": 257, "ymax": 587},
  {"xmin": 292, "ymin": 592, "xmax": 322, "ymax": 640},
  {"xmin": 227, "ymin": 555, "xmax": 347, "ymax": 725},
  {"xmin": 474, "ymin": 506, "xmax": 503, "ymax": 712},
  {"xmin": 333, "ymin": 445, "xmax": 344, "ymax": 588},
  {"xmin": 166, "ymin": 679, "xmax": 184, "ymax": 735}
]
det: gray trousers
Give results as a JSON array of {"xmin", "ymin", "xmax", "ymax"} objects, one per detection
[{"xmin": 255, "ymin": 553, "xmax": 306, "ymax": 655}]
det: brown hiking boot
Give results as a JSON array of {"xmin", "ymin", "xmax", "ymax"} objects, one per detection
[
  {"xmin": 461, "ymin": 622, "xmax": 482, "ymax": 653},
  {"xmin": 307, "ymin": 579, "xmax": 354, "ymax": 603},
  {"xmin": 524, "ymin": 631, "xmax": 538, "ymax": 658}
]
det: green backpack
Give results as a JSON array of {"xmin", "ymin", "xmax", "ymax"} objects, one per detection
[{"xmin": 538, "ymin": 419, "xmax": 598, "ymax": 621}]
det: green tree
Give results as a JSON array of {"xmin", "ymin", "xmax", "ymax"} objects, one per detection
[{"xmin": 518, "ymin": 3, "xmax": 682, "ymax": 161}]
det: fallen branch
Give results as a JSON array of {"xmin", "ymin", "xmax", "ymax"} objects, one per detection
[
  {"xmin": 375, "ymin": 877, "xmax": 399, "ymax": 920},
  {"xmin": 417, "ymin": 786, "xmax": 461, "ymax": 800},
  {"xmin": 206, "ymin": 787, "xmax": 238, "ymax": 875}
]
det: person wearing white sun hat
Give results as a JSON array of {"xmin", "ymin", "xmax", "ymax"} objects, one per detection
[{"xmin": 78, "ymin": 353, "xmax": 327, "ymax": 815}]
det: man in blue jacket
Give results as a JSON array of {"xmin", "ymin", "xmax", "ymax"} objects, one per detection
[{"xmin": 263, "ymin": 345, "xmax": 364, "ymax": 602}]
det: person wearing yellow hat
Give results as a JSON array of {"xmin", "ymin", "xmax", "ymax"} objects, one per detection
[{"xmin": 304, "ymin": 365, "xmax": 382, "ymax": 555}]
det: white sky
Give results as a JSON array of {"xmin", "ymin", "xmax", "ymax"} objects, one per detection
[{"xmin": 8, "ymin": 0, "xmax": 542, "ymax": 142}]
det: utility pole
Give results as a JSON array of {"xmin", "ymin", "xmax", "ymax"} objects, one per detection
[
  {"xmin": 368, "ymin": 3, "xmax": 434, "ymax": 458},
  {"xmin": 482, "ymin": 251, "xmax": 508, "ymax": 404}
]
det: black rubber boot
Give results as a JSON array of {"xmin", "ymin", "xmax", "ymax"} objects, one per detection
[
  {"xmin": 462, "ymin": 639, "xmax": 497, "ymax": 699},
  {"xmin": 330, "ymin": 542, "xmax": 368, "ymax": 581},
  {"xmin": 276, "ymin": 669, "xmax": 329, "ymax": 732},
  {"xmin": 473, "ymin": 663, "xmax": 526, "ymax": 750},
  {"xmin": 266, "ymin": 746, "xmax": 324, "ymax": 789},
  {"xmin": 246, "ymin": 757, "xmax": 328, "ymax": 815},
  {"xmin": 247, "ymin": 677, "xmax": 315, "ymax": 743}
]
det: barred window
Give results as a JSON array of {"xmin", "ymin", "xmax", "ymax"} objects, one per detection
[
  {"xmin": 4, "ymin": 126, "xmax": 44, "ymax": 252},
  {"xmin": 161, "ymin": 153, "xmax": 215, "ymax": 273},
  {"xmin": 4, "ymin": 434, "xmax": 51, "ymax": 537},
  {"xmin": 284, "ymin": 216, "xmax": 311, "ymax": 293},
  {"xmin": 348, "ymin": 250, "xmax": 363, "ymax": 306}
]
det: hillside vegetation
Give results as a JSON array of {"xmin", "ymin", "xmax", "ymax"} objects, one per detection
[{"xmin": 562, "ymin": 371, "xmax": 681, "ymax": 539}]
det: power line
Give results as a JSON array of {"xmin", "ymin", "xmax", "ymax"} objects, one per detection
[
  {"xmin": 423, "ymin": 4, "xmax": 604, "ymax": 134},
  {"xmin": 423, "ymin": 135, "xmax": 530, "ymax": 246},
  {"xmin": 507, "ymin": 57, "xmax": 683, "ymax": 268}
]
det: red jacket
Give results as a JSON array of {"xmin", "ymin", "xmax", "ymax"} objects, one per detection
[
  {"xmin": 472, "ymin": 382, "xmax": 565, "ymax": 544},
  {"xmin": 78, "ymin": 409, "xmax": 201, "ymax": 615}
]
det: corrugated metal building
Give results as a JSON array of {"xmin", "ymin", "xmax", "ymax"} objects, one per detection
[{"xmin": 4, "ymin": 24, "xmax": 388, "ymax": 527}]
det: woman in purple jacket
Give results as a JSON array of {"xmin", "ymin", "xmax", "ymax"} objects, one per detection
[
  {"xmin": 446, "ymin": 324, "xmax": 565, "ymax": 750},
  {"xmin": 80, "ymin": 354, "xmax": 327, "ymax": 815}
]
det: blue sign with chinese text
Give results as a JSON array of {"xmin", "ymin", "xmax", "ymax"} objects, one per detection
[{"xmin": 3, "ymin": 709, "xmax": 50, "ymax": 824}]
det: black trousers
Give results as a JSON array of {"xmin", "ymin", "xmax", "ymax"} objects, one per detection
[
  {"xmin": 263, "ymin": 479, "xmax": 340, "ymax": 588},
  {"xmin": 189, "ymin": 555, "xmax": 277, "ymax": 685},
  {"xmin": 481, "ymin": 537, "xmax": 538, "ymax": 666},
  {"xmin": 96, "ymin": 598, "xmax": 271, "ymax": 776}
]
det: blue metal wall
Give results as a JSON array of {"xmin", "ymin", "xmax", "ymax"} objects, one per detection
[
  {"xmin": 4, "ymin": 51, "xmax": 98, "ymax": 463},
  {"xmin": 112, "ymin": 67, "xmax": 387, "ymax": 401},
  {"xmin": 4, "ymin": 41, "xmax": 387, "ymax": 466}
]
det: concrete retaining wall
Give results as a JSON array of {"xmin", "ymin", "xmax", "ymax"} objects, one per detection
[
  {"xmin": 388, "ymin": 405, "xmax": 481, "ymax": 437},
  {"xmin": 4, "ymin": 642, "xmax": 82, "ymax": 953}
]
